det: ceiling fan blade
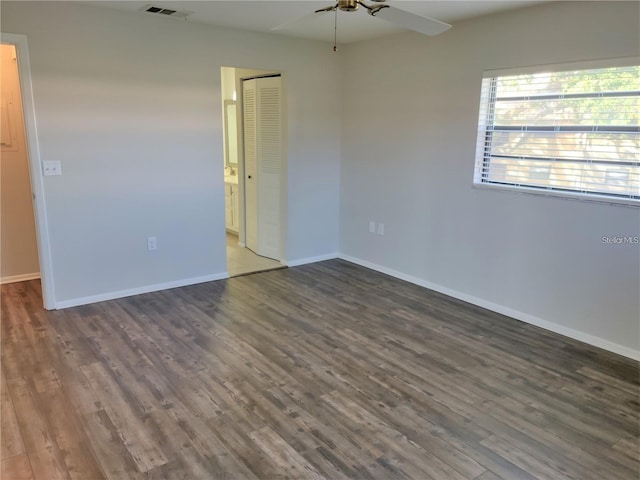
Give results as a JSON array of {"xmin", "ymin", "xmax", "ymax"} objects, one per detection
[
  {"xmin": 271, "ymin": 5, "xmax": 335, "ymax": 31},
  {"xmin": 315, "ymin": 5, "xmax": 338, "ymax": 13},
  {"xmin": 372, "ymin": 6, "xmax": 451, "ymax": 36}
]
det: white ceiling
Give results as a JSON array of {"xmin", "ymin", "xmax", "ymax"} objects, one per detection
[{"xmin": 85, "ymin": 0, "xmax": 548, "ymax": 44}]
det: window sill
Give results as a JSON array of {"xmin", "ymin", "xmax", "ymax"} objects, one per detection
[{"xmin": 472, "ymin": 182, "xmax": 640, "ymax": 208}]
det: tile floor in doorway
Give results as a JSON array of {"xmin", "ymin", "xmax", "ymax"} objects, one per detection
[{"xmin": 226, "ymin": 232, "xmax": 284, "ymax": 277}]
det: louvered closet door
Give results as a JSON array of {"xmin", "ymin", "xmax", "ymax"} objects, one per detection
[
  {"xmin": 242, "ymin": 79, "xmax": 258, "ymax": 252},
  {"xmin": 242, "ymin": 76, "xmax": 282, "ymax": 260},
  {"xmin": 256, "ymin": 76, "xmax": 282, "ymax": 260}
]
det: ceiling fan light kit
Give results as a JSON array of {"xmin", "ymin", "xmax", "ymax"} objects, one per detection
[{"xmin": 314, "ymin": 0, "xmax": 384, "ymax": 15}]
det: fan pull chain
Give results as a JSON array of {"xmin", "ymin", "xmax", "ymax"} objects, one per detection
[{"xmin": 333, "ymin": 8, "xmax": 338, "ymax": 52}]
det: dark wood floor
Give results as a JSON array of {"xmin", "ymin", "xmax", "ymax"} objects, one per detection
[{"xmin": 1, "ymin": 260, "xmax": 638, "ymax": 480}]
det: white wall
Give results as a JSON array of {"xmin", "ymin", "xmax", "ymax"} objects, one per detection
[
  {"xmin": 339, "ymin": 1, "xmax": 640, "ymax": 355},
  {"xmin": 1, "ymin": 1, "xmax": 341, "ymax": 304},
  {"xmin": 1, "ymin": 43, "xmax": 40, "ymax": 282}
]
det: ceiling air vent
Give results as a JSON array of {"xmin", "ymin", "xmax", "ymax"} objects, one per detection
[{"xmin": 142, "ymin": 5, "xmax": 192, "ymax": 19}]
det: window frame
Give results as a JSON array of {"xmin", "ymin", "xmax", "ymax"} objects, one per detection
[{"xmin": 473, "ymin": 57, "xmax": 640, "ymax": 207}]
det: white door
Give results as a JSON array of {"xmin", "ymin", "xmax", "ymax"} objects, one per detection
[{"xmin": 242, "ymin": 76, "xmax": 282, "ymax": 260}]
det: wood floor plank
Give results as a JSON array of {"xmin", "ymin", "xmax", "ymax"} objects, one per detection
[
  {"xmin": 249, "ymin": 426, "xmax": 326, "ymax": 480},
  {"xmin": 264, "ymin": 387, "xmax": 394, "ymax": 479},
  {"xmin": 206, "ymin": 413, "xmax": 291, "ymax": 480},
  {"xmin": 1, "ymin": 261, "xmax": 638, "ymax": 480},
  {"xmin": 1, "ymin": 289, "xmax": 39, "ymax": 382},
  {"xmin": 34, "ymin": 387, "xmax": 104, "ymax": 480},
  {"xmin": 321, "ymin": 389, "xmax": 469, "ymax": 480},
  {"xmin": 351, "ymin": 397, "xmax": 487, "ymax": 479},
  {"xmin": 613, "ymin": 435, "xmax": 640, "ymax": 458},
  {"xmin": 479, "ymin": 434, "xmax": 576, "ymax": 480},
  {"xmin": 146, "ymin": 409, "xmax": 257, "ymax": 480},
  {"xmin": 79, "ymin": 362, "xmax": 168, "ymax": 473},
  {"xmin": 473, "ymin": 471, "xmax": 504, "ymax": 480},
  {"xmin": 1, "ymin": 366, "xmax": 26, "ymax": 460},
  {"xmin": 6, "ymin": 378, "xmax": 70, "ymax": 480},
  {"xmin": 82, "ymin": 410, "xmax": 143, "ymax": 480},
  {"xmin": 1, "ymin": 453, "xmax": 34, "ymax": 480}
]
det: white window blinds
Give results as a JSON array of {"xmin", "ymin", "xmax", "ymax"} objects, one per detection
[{"xmin": 474, "ymin": 63, "xmax": 640, "ymax": 205}]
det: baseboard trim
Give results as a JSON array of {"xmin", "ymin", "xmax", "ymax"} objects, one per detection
[
  {"xmin": 339, "ymin": 254, "xmax": 639, "ymax": 361},
  {"xmin": 1, "ymin": 272, "xmax": 41, "ymax": 285},
  {"xmin": 55, "ymin": 272, "xmax": 229, "ymax": 310},
  {"xmin": 284, "ymin": 252, "xmax": 339, "ymax": 268}
]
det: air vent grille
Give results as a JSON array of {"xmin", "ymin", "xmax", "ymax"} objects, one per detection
[{"xmin": 142, "ymin": 5, "xmax": 192, "ymax": 18}]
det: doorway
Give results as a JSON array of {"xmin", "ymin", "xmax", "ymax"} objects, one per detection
[
  {"xmin": 1, "ymin": 43, "xmax": 39, "ymax": 284},
  {"xmin": 0, "ymin": 33, "xmax": 55, "ymax": 310},
  {"xmin": 220, "ymin": 67, "xmax": 285, "ymax": 277}
]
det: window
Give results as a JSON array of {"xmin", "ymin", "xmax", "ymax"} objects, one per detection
[{"xmin": 474, "ymin": 62, "xmax": 639, "ymax": 205}]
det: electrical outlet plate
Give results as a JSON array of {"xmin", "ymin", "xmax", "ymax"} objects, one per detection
[
  {"xmin": 369, "ymin": 221, "xmax": 376, "ymax": 233},
  {"xmin": 147, "ymin": 236, "xmax": 157, "ymax": 251},
  {"xmin": 377, "ymin": 223, "xmax": 385, "ymax": 236},
  {"xmin": 43, "ymin": 160, "xmax": 62, "ymax": 176}
]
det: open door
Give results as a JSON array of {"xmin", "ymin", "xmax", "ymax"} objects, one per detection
[{"xmin": 242, "ymin": 76, "xmax": 282, "ymax": 260}]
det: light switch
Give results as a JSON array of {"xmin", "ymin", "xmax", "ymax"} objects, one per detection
[{"xmin": 43, "ymin": 161, "xmax": 62, "ymax": 176}]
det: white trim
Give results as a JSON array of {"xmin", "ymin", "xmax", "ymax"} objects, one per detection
[
  {"xmin": 1, "ymin": 33, "xmax": 56, "ymax": 310},
  {"xmin": 0, "ymin": 272, "xmax": 41, "ymax": 285},
  {"xmin": 483, "ymin": 56, "xmax": 640, "ymax": 78},
  {"xmin": 473, "ymin": 182, "xmax": 640, "ymax": 209},
  {"xmin": 339, "ymin": 254, "xmax": 640, "ymax": 361},
  {"xmin": 283, "ymin": 252, "xmax": 339, "ymax": 267},
  {"xmin": 55, "ymin": 272, "xmax": 228, "ymax": 309}
]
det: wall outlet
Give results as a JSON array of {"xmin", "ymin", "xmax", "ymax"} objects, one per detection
[
  {"xmin": 377, "ymin": 223, "xmax": 385, "ymax": 236},
  {"xmin": 369, "ymin": 221, "xmax": 376, "ymax": 233},
  {"xmin": 147, "ymin": 236, "xmax": 157, "ymax": 251},
  {"xmin": 43, "ymin": 160, "xmax": 62, "ymax": 176}
]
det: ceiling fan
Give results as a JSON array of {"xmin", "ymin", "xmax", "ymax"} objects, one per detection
[
  {"xmin": 272, "ymin": 0, "xmax": 451, "ymax": 52},
  {"xmin": 316, "ymin": 0, "xmax": 451, "ymax": 35}
]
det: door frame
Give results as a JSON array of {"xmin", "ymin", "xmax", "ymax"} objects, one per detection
[
  {"xmin": 1, "ymin": 33, "xmax": 55, "ymax": 309},
  {"xmin": 224, "ymin": 69, "xmax": 285, "ymax": 260}
]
